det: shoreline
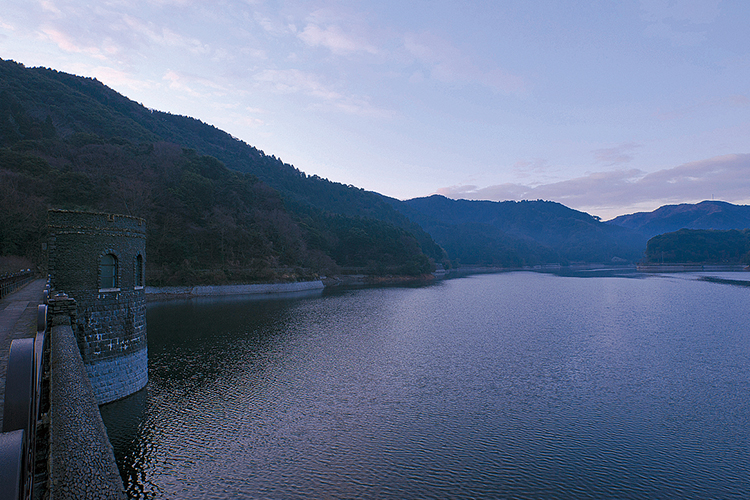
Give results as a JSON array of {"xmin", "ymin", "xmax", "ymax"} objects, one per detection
[
  {"xmin": 145, "ymin": 273, "xmax": 439, "ymax": 302},
  {"xmin": 145, "ymin": 280, "xmax": 325, "ymax": 301},
  {"xmin": 139, "ymin": 263, "xmax": 750, "ymax": 302},
  {"xmin": 321, "ymin": 273, "xmax": 436, "ymax": 288}
]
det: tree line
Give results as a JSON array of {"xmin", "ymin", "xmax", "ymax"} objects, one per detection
[{"xmin": 645, "ymin": 228, "xmax": 750, "ymax": 264}]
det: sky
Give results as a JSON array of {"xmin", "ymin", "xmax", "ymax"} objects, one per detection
[{"xmin": 1, "ymin": 0, "xmax": 749, "ymax": 220}]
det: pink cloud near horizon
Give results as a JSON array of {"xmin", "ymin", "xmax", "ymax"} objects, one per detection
[{"xmin": 437, "ymin": 153, "xmax": 750, "ymax": 219}]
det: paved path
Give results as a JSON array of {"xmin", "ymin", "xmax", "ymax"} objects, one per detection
[{"xmin": 0, "ymin": 278, "xmax": 46, "ymax": 424}]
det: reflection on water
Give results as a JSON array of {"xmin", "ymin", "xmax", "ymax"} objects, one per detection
[
  {"xmin": 101, "ymin": 388, "xmax": 149, "ymax": 496},
  {"xmin": 101, "ymin": 273, "xmax": 750, "ymax": 499}
]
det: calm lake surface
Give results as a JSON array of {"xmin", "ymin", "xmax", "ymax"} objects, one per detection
[{"xmin": 100, "ymin": 271, "xmax": 750, "ymax": 499}]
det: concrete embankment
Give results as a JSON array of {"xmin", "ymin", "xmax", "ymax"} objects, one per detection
[
  {"xmin": 145, "ymin": 280, "xmax": 325, "ymax": 301},
  {"xmin": 146, "ymin": 273, "xmax": 449, "ymax": 301},
  {"xmin": 636, "ymin": 263, "xmax": 747, "ymax": 272},
  {"xmin": 322, "ymin": 274, "xmax": 438, "ymax": 287}
]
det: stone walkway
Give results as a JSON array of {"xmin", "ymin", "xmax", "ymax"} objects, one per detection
[{"xmin": 0, "ymin": 278, "xmax": 46, "ymax": 424}]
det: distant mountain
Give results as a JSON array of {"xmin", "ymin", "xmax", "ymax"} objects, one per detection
[
  {"xmin": 387, "ymin": 195, "xmax": 648, "ymax": 266},
  {"xmin": 607, "ymin": 201, "xmax": 750, "ymax": 238}
]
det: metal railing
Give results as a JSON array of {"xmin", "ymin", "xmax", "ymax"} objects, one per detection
[
  {"xmin": 0, "ymin": 271, "xmax": 35, "ymax": 300},
  {"xmin": 0, "ymin": 304, "xmax": 49, "ymax": 500}
]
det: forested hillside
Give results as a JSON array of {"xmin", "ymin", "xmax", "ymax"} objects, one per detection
[
  {"xmin": 0, "ymin": 58, "xmax": 436, "ymax": 283},
  {"xmin": 388, "ymin": 195, "xmax": 648, "ymax": 266},
  {"xmin": 0, "ymin": 58, "xmax": 444, "ymax": 263},
  {"xmin": 645, "ymin": 229, "xmax": 750, "ymax": 264},
  {"xmin": 0, "ymin": 138, "xmax": 435, "ymax": 283}
]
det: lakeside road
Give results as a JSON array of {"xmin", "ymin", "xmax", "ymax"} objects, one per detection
[{"xmin": 0, "ymin": 278, "xmax": 46, "ymax": 423}]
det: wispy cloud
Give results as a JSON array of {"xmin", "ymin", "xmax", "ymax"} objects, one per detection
[
  {"xmin": 120, "ymin": 15, "xmax": 209, "ymax": 54},
  {"xmin": 298, "ymin": 23, "xmax": 378, "ymax": 55},
  {"xmin": 39, "ymin": 0, "xmax": 62, "ymax": 15},
  {"xmin": 592, "ymin": 142, "xmax": 641, "ymax": 165},
  {"xmin": 403, "ymin": 32, "xmax": 525, "ymax": 95},
  {"xmin": 640, "ymin": 0, "xmax": 721, "ymax": 25},
  {"xmin": 511, "ymin": 159, "xmax": 551, "ymax": 179},
  {"xmin": 0, "ymin": 17, "xmax": 15, "ymax": 30},
  {"xmin": 254, "ymin": 69, "xmax": 394, "ymax": 117},
  {"xmin": 437, "ymin": 154, "xmax": 750, "ymax": 218},
  {"xmin": 656, "ymin": 95, "xmax": 750, "ymax": 121},
  {"xmin": 83, "ymin": 65, "xmax": 157, "ymax": 92},
  {"xmin": 253, "ymin": 11, "xmax": 291, "ymax": 37},
  {"xmin": 255, "ymin": 69, "xmax": 341, "ymax": 99},
  {"xmin": 729, "ymin": 95, "xmax": 750, "ymax": 107},
  {"xmin": 162, "ymin": 69, "xmax": 231, "ymax": 98},
  {"xmin": 163, "ymin": 70, "xmax": 204, "ymax": 97},
  {"xmin": 39, "ymin": 26, "xmax": 107, "ymax": 58},
  {"xmin": 640, "ymin": 0, "xmax": 721, "ymax": 46}
]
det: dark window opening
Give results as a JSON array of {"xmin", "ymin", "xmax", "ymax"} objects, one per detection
[
  {"xmin": 135, "ymin": 255, "xmax": 144, "ymax": 287},
  {"xmin": 100, "ymin": 254, "xmax": 117, "ymax": 289}
]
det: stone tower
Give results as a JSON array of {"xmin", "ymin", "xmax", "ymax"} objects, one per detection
[{"xmin": 48, "ymin": 210, "xmax": 147, "ymax": 404}]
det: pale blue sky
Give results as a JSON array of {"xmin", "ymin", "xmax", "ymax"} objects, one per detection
[{"xmin": 1, "ymin": 0, "xmax": 749, "ymax": 219}]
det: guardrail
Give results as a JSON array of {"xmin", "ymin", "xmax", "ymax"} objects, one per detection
[
  {"xmin": 0, "ymin": 304, "xmax": 49, "ymax": 500},
  {"xmin": 0, "ymin": 271, "xmax": 35, "ymax": 300}
]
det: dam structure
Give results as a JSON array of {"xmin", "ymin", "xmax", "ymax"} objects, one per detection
[{"xmin": 47, "ymin": 210, "xmax": 148, "ymax": 404}]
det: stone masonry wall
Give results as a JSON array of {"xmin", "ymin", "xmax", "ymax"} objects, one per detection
[
  {"xmin": 85, "ymin": 349, "xmax": 148, "ymax": 405},
  {"xmin": 48, "ymin": 210, "xmax": 147, "ymax": 404},
  {"xmin": 74, "ymin": 289, "xmax": 146, "ymax": 361}
]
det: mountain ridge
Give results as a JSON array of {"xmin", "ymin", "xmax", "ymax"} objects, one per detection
[
  {"xmin": 0, "ymin": 58, "xmax": 439, "ymax": 282},
  {"xmin": 0, "ymin": 58, "xmax": 446, "ymax": 264},
  {"xmin": 607, "ymin": 200, "xmax": 750, "ymax": 238},
  {"xmin": 385, "ymin": 194, "xmax": 648, "ymax": 266},
  {"xmin": 4, "ymin": 57, "xmax": 750, "ymax": 275}
]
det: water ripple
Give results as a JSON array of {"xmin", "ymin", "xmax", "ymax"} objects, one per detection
[{"xmin": 101, "ymin": 274, "xmax": 750, "ymax": 499}]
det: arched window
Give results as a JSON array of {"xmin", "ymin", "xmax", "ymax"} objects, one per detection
[
  {"xmin": 100, "ymin": 254, "xmax": 117, "ymax": 289},
  {"xmin": 135, "ymin": 254, "xmax": 144, "ymax": 287}
]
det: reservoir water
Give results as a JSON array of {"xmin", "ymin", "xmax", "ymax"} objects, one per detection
[{"xmin": 100, "ymin": 271, "xmax": 750, "ymax": 499}]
